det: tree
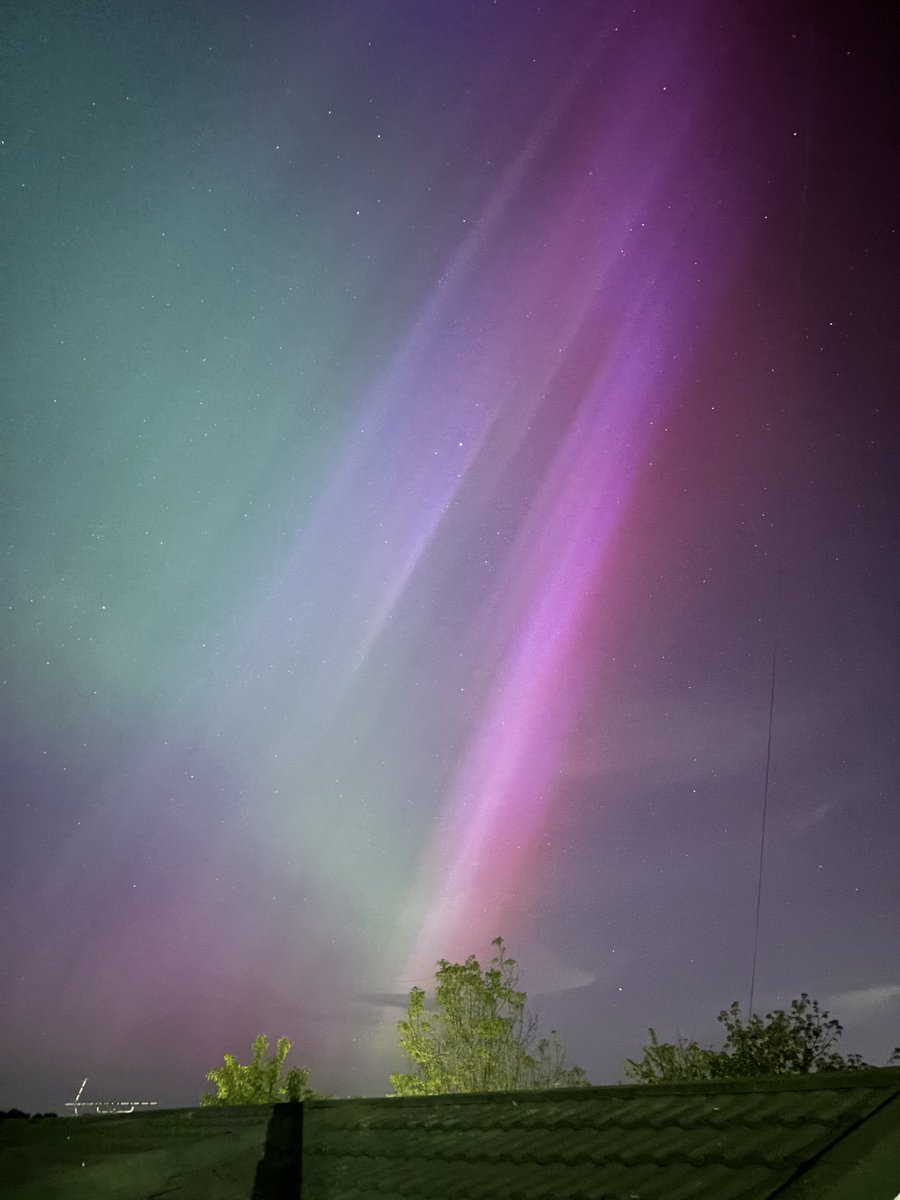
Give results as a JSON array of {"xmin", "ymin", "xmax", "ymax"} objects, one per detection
[
  {"xmin": 391, "ymin": 936, "xmax": 589, "ymax": 1095},
  {"xmin": 200, "ymin": 1034, "xmax": 319, "ymax": 1105},
  {"xmin": 620, "ymin": 1027, "xmax": 724, "ymax": 1084},
  {"xmin": 623, "ymin": 994, "xmax": 886, "ymax": 1084}
]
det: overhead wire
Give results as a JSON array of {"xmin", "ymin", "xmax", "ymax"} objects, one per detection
[{"xmin": 747, "ymin": 1, "xmax": 816, "ymax": 1018}]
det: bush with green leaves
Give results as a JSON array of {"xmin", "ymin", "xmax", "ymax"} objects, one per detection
[
  {"xmin": 624, "ymin": 994, "xmax": 897, "ymax": 1084},
  {"xmin": 391, "ymin": 936, "xmax": 589, "ymax": 1095},
  {"xmin": 200, "ymin": 1034, "xmax": 319, "ymax": 1105}
]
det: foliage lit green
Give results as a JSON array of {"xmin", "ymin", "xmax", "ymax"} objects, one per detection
[
  {"xmin": 200, "ymin": 1034, "xmax": 320, "ymax": 1105},
  {"xmin": 623, "ymin": 994, "xmax": 897, "ymax": 1084},
  {"xmin": 391, "ymin": 937, "xmax": 589, "ymax": 1095}
]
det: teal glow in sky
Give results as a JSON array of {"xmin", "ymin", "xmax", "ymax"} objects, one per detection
[{"xmin": 3, "ymin": 0, "xmax": 898, "ymax": 1110}]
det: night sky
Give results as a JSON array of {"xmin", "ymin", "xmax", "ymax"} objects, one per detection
[{"xmin": 2, "ymin": 0, "xmax": 898, "ymax": 1114}]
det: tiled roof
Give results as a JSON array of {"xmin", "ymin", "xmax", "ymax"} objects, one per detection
[
  {"xmin": 0, "ymin": 1105, "xmax": 273, "ymax": 1199},
  {"xmin": 302, "ymin": 1067, "xmax": 900, "ymax": 1199},
  {"xmin": 2, "ymin": 1067, "xmax": 898, "ymax": 1198}
]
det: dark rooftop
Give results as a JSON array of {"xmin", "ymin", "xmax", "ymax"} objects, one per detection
[{"xmin": 2, "ymin": 1066, "xmax": 898, "ymax": 1198}]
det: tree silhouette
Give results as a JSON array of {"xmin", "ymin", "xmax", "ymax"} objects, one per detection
[
  {"xmin": 624, "ymin": 994, "xmax": 890, "ymax": 1084},
  {"xmin": 201, "ymin": 1034, "xmax": 320, "ymax": 1105},
  {"xmin": 391, "ymin": 937, "xmax": 588, "ymax": 1095}
]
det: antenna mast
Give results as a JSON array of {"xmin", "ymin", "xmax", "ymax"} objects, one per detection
[
  {"xmin": 749, "ymin": 567, "xmax": 780, "ymax": 1017},
  {"xmin": 747, "ymin": 2, "xmax": 815, "ymax": 1017}
]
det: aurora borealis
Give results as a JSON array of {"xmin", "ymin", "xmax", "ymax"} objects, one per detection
[{"xmin": 2, "ymin": 0, "xmax": 898, "ymax": 1111}]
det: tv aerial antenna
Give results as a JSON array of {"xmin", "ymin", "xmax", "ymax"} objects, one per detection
[
  {"xmin": 747, "ymin": 3, "xmax": 816, "ymax": 1019},
  {"xmin": 65, "ymin": 1078, "xmax": 159, "ymax": 1117}
]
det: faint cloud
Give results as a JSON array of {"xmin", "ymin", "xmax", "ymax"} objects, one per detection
[
  {"xmin": 788, "ymin": 800, "xmax": 835, "ymax": 830},
  {"xmin": 353, "ymin": 991, "xmax": 410, "ymax": 1010},
  {"xmin": 829, "ymin": 983, "xmax": 900, "ymax": 1018},
  {"xmin": 357, "ymin": 944, "xmax": 596, "ymax": 1011},
  {"xmin": 516, "ymin": 941, "xmax": 597, "ymax": 996}
]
